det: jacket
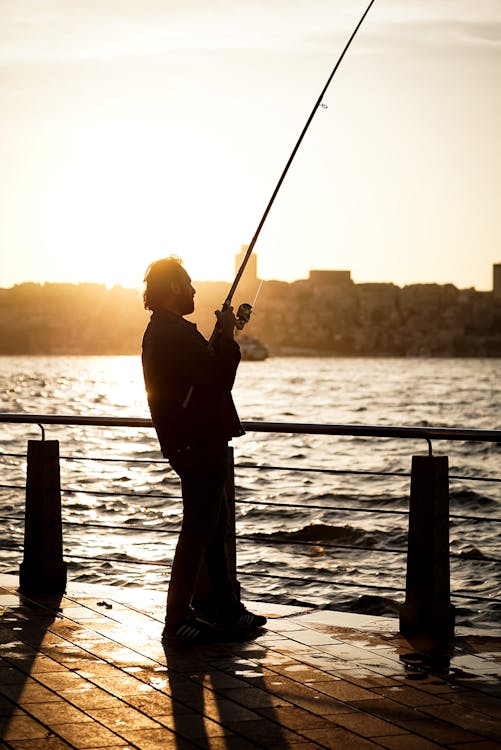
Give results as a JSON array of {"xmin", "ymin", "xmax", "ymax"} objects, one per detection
[{"xmin": 142, "ymin": 309, "xmax": 244, "ymax": 456}]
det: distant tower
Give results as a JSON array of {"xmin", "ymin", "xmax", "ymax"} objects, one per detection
[
  {"xmin": 493, "ymin": 263, "xmax": 501, "ymax": 299},
  {"xmin": 234, "ymin": 245, "xmax": 258, "ymax": 293}
]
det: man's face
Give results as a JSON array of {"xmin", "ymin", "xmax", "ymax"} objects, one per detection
[{"xmin": 172, "ymin": 269, "xmax": 195, "ymax": 316}]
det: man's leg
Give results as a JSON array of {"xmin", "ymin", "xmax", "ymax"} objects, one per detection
[
  {"xmin": 165, "ymin": 443, "xmax": 229, "ymax": 632},
  {"xmin": 202, "ymin": 493, "xmax": 239, "ymax": 615}
]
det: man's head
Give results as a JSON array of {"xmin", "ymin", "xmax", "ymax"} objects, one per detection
[{"xmin": 143, "ymin": 256, "xmax": 195, "ymax": 316}]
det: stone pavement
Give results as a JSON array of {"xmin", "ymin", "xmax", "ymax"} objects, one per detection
[{"xmin": 0, "ymin": 574, "xmax": 500, "ymax": 749}]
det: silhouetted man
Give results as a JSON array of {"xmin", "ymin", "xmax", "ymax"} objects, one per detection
[{"xmin": 142, "ymin": 256, "xmax": 266, "ymax": 642}]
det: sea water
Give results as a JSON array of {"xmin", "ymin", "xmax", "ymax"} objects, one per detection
[{"xmin": 0, "ymin": 355, "xmax": 499, "ymax": 629}]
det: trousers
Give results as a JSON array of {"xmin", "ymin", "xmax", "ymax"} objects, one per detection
[{"xmin": 166, "ymin": 440, "xmax": 239, "ymax": 627}]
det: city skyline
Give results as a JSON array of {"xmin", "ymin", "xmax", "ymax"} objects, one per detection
[
  {"xmin": 3, "ymin": 256, "xmax": 500, "ymax": 294},
  {"xmin": 1, "ymin": 1, "xmax": 500, "ymax": 291}
]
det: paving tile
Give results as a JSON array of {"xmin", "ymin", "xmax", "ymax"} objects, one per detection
[
  {"xmin": 327, "ymin": 667, "xmax": 401, "ymax": 689},
  {"xmin": 201, "ymin": 697, "xmax": 261, "ymax": 723},
  {"xmin": 5, "ymin": 737, "xmax": 74, "ymax": 749},
  {"xmin": 287, "ymin": 628, "xmax": 340, "ymax": 647},
  {"xmin": 403, "ymin": 717, "xmax": 485, "ymax": 744},
  {"xmin": 421, "ymin": 703, "xmax": 501, "ymax": 741},
  {"xmin": 0, "ymin": 678, "xmax": 61, "ymax": 703},
  {"xmin": 51, "ymin": 721, "xmax": 129, "ymax": 748},
  {"xmin": 130, "ymin": 712, "xmax": 229, "ymax": 740},
  {"xmin": 225, "ymin": 717, "xmax": 307, "ymax": 745},
  {"xmin": 119, "ymin": 726, "xmax": 189, "ymax": 748},
  {"xmin": 449, "ymin": 691, "xmax": 501, "ymax": 719},
  {"xmin": 125, "ymin": 692, "xmax": 194, "ymax": 716},
  {"xmin": 329, "ymin": 711, "xmax": 406, "ymax": 737},
  {"xmin": 275, "ymin": 662, "xmax": 331, "ymax": 682},
  {"xmin": 350, "ymin": 697, "xmax": 427, "ymax": 725},
  {"xmin": 319, "ymin": 643, "xmax": 383, "ymax": 661},
  {"xmin": 393, "ymin": 673, "xmax": 464, "ymax": 694},
  {"xmin": 258, "ymin": 704, "xmax": 342, "ymax": 731},
  {"xmin": 76, "ymin": 666, "xmax": 155, "ymax": 696},
  {"xmin": 203, "ymin": 737, "xmax": 266, "ymax": 750},
  {"xmin": 252, "ymin": 648, "xmax": 296, "ymax": 666},
  {"xmin": 300, "ymin": 725, "xmax": 383, "ymax": 749},
  {"xmin": 194, "ymin": 670, "xmax": 250, "ymax": 690},
  {"xmin": 1, "ymin": 693, "xmax": 17, "ymax": 715},
  {"xmin": 34, "ymin": 670, "xmax": 86, "ymax": 691},
  {"xmin": 87, "ymin": 705, "xmax": 161, "ymax": 731},
  {"xmin": 309, "ymin": 679, "xmax": 378, "ymax": 702},
  {"xmin": 288, "ymin": 652, "xmax": 345, "ymax": 671},
  {"xmin": 150, "ymin": 706, "xmax": 212, "ymax": 730},
  {"xmin": 375, "ymin": 735, "xmax": 445, "ymax": 749},
  {"xmin": 451, "ymin": 655, "xmax": 501, "ymax": 675},
  {"xmin": 447, "ymin": 743, "xmax": 501, "ymax": 749},
  {"xmin": 352, "ymin": 660, "xmax": 410, "ymax": 677},
  {"xmin": 60, "ymin": 686, "xmax": 123, "ymax": 710},
  {"xmin": 0, "ymin": 710, "xmax": 51, "ymax": 740},
  {"xmin": 266, "ymin": 618, "xmax": 313, "ymax": 632},
  {"xmin": 23, "ymin": 700, "xmax": 94, "ymax": 725},
  {"xmin": 89, "ymin": 645, "xmax": 158, "ymax": 668},
  {"xmin": 373, "ymin": 684, "xmax": 451, "ymax": 707},
  {"xmin": 0, "ymin": 667, "xmax": 26, "ymax": 685},
  {"xmin": 0, "ymin": 594, "xmax": 23, "ymax": 607},
  {"xmin": 218, "ymin": 685, "xmax": 292, "ymax": 709},
  {"xmin": 20, "ymin": 655, "xmax": 69, "ymax": 674},
  {"xmin": 289, "ymin": 689, "xmax": 358, "ymax": 717}
]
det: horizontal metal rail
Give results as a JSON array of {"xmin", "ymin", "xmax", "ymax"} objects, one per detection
[{"xmin": 1, "ymin": 412, "xmax": 500, "ymax": 443}]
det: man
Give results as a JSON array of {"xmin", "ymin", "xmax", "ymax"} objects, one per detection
[{"xmin": 142, "ymin": 256, "xmax": 266, "ymax": 642}]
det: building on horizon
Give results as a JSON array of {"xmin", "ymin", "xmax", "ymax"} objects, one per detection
[
  {"xmin": 493, "ymin": 263, "xmax": 501, "ymax": 299},
  {"xmin": 234, "ymin": 245, "xmax": 258, "ymax": 293},
  {"xmin": 308, "ymin": 270, "xmax": 352, "ymax": 286}
]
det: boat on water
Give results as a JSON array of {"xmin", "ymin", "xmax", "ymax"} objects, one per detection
[{"xmin": 237, "ymin": 334, "xmax": 269, "ymax": 361}]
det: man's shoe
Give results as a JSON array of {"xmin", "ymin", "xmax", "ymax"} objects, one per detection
[
  {"xmin": 217, "ymin": 604, "xmax": 267, "ymax": 632},
  {"xmin": 162, "ymin": 615, "xmax": 216, "ymax": 644}
]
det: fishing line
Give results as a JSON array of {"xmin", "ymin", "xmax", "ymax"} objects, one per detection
[{"xmin": 220, "ymin": 0, "xmax": 377, "ymax": 326}]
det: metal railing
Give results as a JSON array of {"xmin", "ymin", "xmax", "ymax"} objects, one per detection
[
  {"xmin": 1, "ymin": 412, "xmax": 500, "ymax": 640},
  {"xmin": 2, "ymin": 411, "xmax": 501, "ymax": 446}
]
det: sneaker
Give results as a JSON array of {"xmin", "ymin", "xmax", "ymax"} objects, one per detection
[
  {"xmin": 217, "ymin": 604, "xmax": 267, "ymax": 632},
  {"xmin": 162, "ymin": 615, "xmax": 216, "ymax": 644}
]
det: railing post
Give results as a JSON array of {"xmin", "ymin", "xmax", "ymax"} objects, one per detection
[
  {"xmin": 225, "ymin": 445, "xmax": 241, "ymax": 600},
  {"xmin": 19, "ymin": 440, "xmax": 67, "ymax": 595},
  {"xmin": 400, "ymin": 454, "xmax": 455, "ymax": 642}
]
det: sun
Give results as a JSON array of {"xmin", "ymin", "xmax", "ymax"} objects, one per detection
[{"xmin": 28, "ymin": 122, "xmax": 251, "ymax": 288}]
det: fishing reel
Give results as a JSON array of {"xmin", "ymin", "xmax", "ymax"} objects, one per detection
[{"xmin": 235, "ymin": 303, "xmax": 252, "ymax": 330}]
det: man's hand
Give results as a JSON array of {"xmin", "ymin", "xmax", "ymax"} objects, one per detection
[{"xmin": 215, "ymin": 306, "xmax": 237, "ymax": 340}]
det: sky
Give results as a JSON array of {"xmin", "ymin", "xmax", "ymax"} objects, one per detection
[{"xmin": 0, "ymin": 0, "xmax": 500, "ymax": 291}]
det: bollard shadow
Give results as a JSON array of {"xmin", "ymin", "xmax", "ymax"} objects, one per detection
[
  {"xmin": 400, "ymin": 631, "xmax": 501, "ymax": 693},
  {"xmin": 0, "ymin": 588, "xmax": 63, "ymax": 744},
  {"xmin": 399, "ymin": 632, "xmax": 454, "ymax": 680},
  {"xmin": 162, "ymin": 631, "xmax": 290, "ymax": 748}
]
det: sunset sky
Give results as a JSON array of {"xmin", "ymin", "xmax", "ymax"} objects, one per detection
[{"xmin": 1, "ymin": 0, "xmax": 500, "ymax": 291}]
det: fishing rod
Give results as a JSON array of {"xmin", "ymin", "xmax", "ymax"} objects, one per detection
[{"xmin": 215, "ymin": 0, "xmax": 377, "ymax": 338}]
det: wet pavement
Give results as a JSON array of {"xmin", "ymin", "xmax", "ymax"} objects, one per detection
[{"xmin": 0, "ymin": 573, "xmax": 500, "ymax": 749}]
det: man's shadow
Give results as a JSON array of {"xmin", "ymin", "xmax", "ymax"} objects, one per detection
[
  {"xmin": 162, "ymin": 633, "xmax": 290, "ymax": 749},
  {"xmin": 0, "ymin": 589, "xmax": 62, "ymax": 743}
]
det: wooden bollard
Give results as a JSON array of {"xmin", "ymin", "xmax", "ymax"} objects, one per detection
[
  {"xmin": 19, "ymin": 440, "xmax": 67, "ymax": 595},
  {"xmin": 399, "ymin": 454, "xmax": 455, "ymax": 642}
]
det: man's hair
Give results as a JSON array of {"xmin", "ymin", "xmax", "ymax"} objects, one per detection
[{"xmin": 143, "ymin": 256, "xmax": 186, "ymax": 311}]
